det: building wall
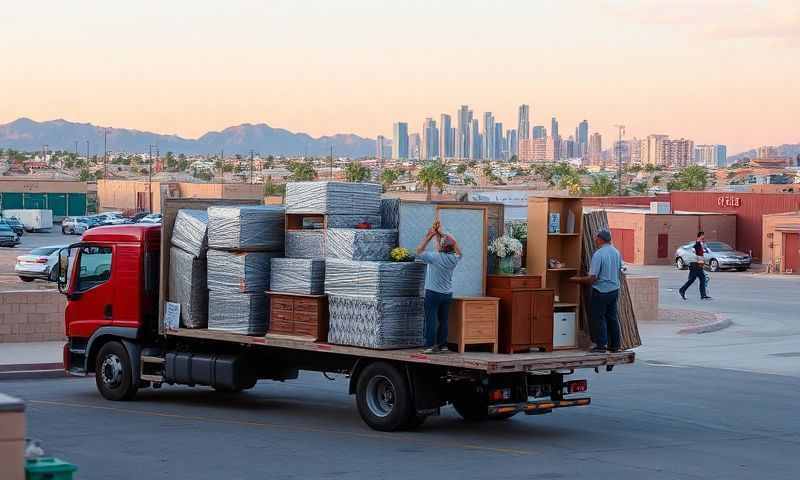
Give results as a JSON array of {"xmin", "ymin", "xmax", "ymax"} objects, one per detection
[
  {"xmin": 97, "ymin": 179, "xmax": 163, "ymax": 213},
  {"xmin": 0, "ymin": 291, "xmax": 66, "ymax": 343},
  {"xmin": 762, "ymin": 212, "xmax": 800, "ymax": 272},
  {"xmin": 606, "ymin": 211, "xmax": 646, "ymax": 264},
  {"xmin": 750, "ymin": 184, "xmax": 800, "ymax": 194},
  {"xmin": 0, "ymin": 180, "xmax": 87, "ymax": 193}
]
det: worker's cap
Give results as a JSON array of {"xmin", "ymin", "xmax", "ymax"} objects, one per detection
[
  {"xmin": 440, "ymin": 234, "xmax": 456, "ymax": 249},
  {"xmin": 596, "ymin": 230, "xmax": 612, "ymax": 242}
]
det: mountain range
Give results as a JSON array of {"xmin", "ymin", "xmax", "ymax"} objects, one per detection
[
  {"xmin": 0, "ymin": 118, "xmax": 377, "ymax": 158},
  {"xmin": 727, "ymin": 144, "xmax": 800, "ymax": 164}
]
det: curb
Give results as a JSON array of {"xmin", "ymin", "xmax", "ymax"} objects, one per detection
[
  {"xmin": 0, "ymin": 363, "xmax": 65, "ymax": 380},
  {"xmin": 677, "ymin": 316, "xmax": 733, "ymax": 335}
]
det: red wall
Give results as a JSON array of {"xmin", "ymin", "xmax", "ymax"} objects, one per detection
[{"xmin": 670, "ymin": 192, "xmax": 800, "ymax": 260}]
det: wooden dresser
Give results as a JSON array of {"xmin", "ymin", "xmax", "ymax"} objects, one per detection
[
  {"xmin": 447, "ymin": 297, "xmax": 499, "ymax": 353},
  {"xmin": 266, "ymin": 291, "xmax": 328, "ymax": 341},
  {"xmin": 486, "ymin": 275, "xmax": 554, "ymax": 353}
]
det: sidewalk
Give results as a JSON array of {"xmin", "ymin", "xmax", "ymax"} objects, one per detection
[{"xmin": 0, "ymin": 341, "xmax": 65, "ymax": 379}]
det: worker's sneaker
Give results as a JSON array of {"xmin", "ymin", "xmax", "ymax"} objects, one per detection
[
  {"xmin": 438, "ymin": 345, "xmax": 450, "ymax": 353},
  {"xmin": 701, "ymin": 296, "xmax": 713, "ymax": 300},
  {"xmin": 678, "ymin": 290, "xmax": 687, "ymax": 300},
  {"xmin": 590, "ymin": 347, "xmax": 607, "ymax": 353},
  {"xmin": 423, "ymin": 346, "xmax": 440, "ymax": 354}
]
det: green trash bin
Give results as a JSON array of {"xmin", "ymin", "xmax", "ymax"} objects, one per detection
[{"xmin": 25, "ymin": 457, "xmax": 77, "ymax": 480}]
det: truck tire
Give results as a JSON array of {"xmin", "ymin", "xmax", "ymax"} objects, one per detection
[
  {"xmin": 95, "ymin": 341, "xmax": 138, "ymax": 401},
  {"xmin": 355, "ymin": 362, "xmax": 415, "ymax": 432}
]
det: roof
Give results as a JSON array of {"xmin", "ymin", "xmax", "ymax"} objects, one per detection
[{"xmin": 81, "ymin": 224, "xmax": 160, "ymax": 243}]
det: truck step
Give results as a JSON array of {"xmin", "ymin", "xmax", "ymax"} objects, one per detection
[
  {"xmin": 141, "ymin": 374, "xmax": 164, "ymax": 383},
  {"xmin": 141, "ymin": 356, "xmax": 165, "ymax": 364}
]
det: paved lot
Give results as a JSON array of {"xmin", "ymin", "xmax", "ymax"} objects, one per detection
[
  {"xmin": 0, "ymin": 227, "xmax": 75, "ymax": 291},
  {"xmin": 3, "ymin": 364, "xmax": 799, "ymax": 480},
  {"xmin": 630, "ymin": 265, "xmax": 800, "ymax": 377}
]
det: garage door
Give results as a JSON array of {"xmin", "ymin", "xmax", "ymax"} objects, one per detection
[
  {"xmin": 47, "ymin": 193, "xmax": 67, "ymax": 218},
  {"xmin": 1, "ymin": 192, "xmax": 23, "ymax": 210},
  {"xmin": 784, "ymin": 233, "xmax": 800, "ymax": 274},
  {"xmin": 67, "ymin": 193, "xmax": 87, "ymax": 216},
  {"xmin": 610, "ymin": 228, "xmax": 635, "ymax": 263}
]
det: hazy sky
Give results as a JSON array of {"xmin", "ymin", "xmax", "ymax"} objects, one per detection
[{"xmin": 2, "ymin": 0, "xmax": 798, "ymax": 153}]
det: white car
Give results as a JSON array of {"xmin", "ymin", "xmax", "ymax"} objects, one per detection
[
  {"xmin": 137, "ymin": 213, "xmax": 162, "ymax": 224},
  {"xmin": 15, "ymin": 245, "xmax": 68, "ymax": 282}
]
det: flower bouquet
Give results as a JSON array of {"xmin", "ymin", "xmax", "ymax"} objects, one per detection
[{"xmin": 488, "ymin": 235, "xmax": 523, "ymax": 274}]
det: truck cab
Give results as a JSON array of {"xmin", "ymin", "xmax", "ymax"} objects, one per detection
[{"xmin": 59, "ymin": 224, "xmax": 161, "ymax": 398}]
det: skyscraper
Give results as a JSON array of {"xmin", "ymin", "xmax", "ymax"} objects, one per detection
[
  {"xmin": 532, "ymin": 125, "xmax": 547, "ymax": 139},
  {"xmin": 663, "ymin": 138, "xmax": 694, "ymax": 168},
  {"xmin": 507, "ymin": 129, "xmax": 518, "ymax": 160},
  {"xmin": 714, "ymin": 145, "xmax": 727, "ymax": 167},
  {"xmin": 550, "ymin": 117, "xmax": 560, "ymax": 160},
  {"xmin": 483, "ymin": 112, "xmax": 495, "ymax": 161},
  {"xmin": 456, "ymin": 105, "xmax": 472, "ymax": 159},
  {"xmin": 642, "ymin": 134, "xmax": 668, "ymax": 166},
  {"xmin": 392, "ymin": 122, "xmax": 408, "ymax": 160},
  {"xmin": 589, "ymin": 132, "xmax": 602, "ymax": 165},
  {"xmin": 470, "ymin": 119, "xmax": 481, "ymax": 160},
  {"xmin": 376, "ymin": 135, "xmax": 386, "ymax": 161},
  {"xmin": 517, "ymin": 104, "xmax": 530, "ymax": 141},
  {"xmin": 494, "ymin": 122, "xmax": 504, "ymax": 160},
  {"xmin": 439, "ymin": 113, "xmax": 452, "ymax": 159},
  {"xmin": 576, "ymin": 120, "xmax": 589, "ymax": 157},
  {"xmin": 408, "ymin": 133, "xmax": 421, "ymax": 161},
  {"xmin": 421, "ymin": 118, "xmax": 439, "ymax": 161}
]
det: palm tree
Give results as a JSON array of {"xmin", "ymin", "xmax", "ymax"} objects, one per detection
[
  {"xmin": 344, "ymin": 161, "xmax": 370, "ymax": 182},
  {"xmin": 417, "ymin": 162, "xmax": 447, "ymax": 200},
  {"xmin": 668, "ymin": 165, "xmax": 708, "ymax": 191},
  {"xmin": 630, "ymin": 181, "xmax": 649, "ymax": 194},
  {"xmin": 379, "ymin": 168, "xmax": 400, "ymax": 191},
  {"xmin": 588, "ymin": 175, "xmax": 616, "ymax": 196},
  {"xmin": 287, "ymin": 160, "xmax": 317, "ymax": 181}
]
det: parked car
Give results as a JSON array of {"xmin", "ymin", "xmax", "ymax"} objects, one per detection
[
  {"xmin": 0, "ymin": 224, "xmax": 20, "ymax": 247},
  {"xmin": 15, "ymin": 245, "xmax": 68, "ymax": 282},
  {"xmin": 674, "ymin": 241, "xmax": 752, "ymax": 272},
  {"xmin": 62, "ymin": 216, "xmax": 90, "ymax": 235},
  {"xmin": 137, "ymin": 213, "xmax": 162, "ymax": 224},
  {"xmin": 2, "ymin": 217, "xmax": 25, "ymax": 236},
  {"xmin": 94, "ymin": 212, "xmax": 130, "ymax": 226}
]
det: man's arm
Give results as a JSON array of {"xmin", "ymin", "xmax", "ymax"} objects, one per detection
[
  {"xmin": 416, "ymin": 226, "xmax": 439, "ymax": 255},
  {"xmin": 570, "ymin": 251, "xmax": 600, "ymax": 285}
]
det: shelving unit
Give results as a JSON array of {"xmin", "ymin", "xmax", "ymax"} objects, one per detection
[{"xmin": 527, "ymin": 196, "xmax": 584, "ymax": 349}]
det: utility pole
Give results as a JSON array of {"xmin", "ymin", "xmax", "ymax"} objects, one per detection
[
  {"xmin": 220, "ymin": 150, "xmax": 224, "ymax": 184},
  {"xmin": 103, "ymin": 128, "xmax": 108, "ymax": 179},
  {"xmin": 613, "ymin": 124, "xmax": 625, "ymax": 196},
  {"xmin": 249, "ymin": 150, "xmax": 254, "ymax": 184},
  {"xmin": 329, "ymin": 146, "xmax": 333, "ymax": 180},
  {"xmin": 148, "ymin": 144, "xmax": 156, "ymax": 212}
]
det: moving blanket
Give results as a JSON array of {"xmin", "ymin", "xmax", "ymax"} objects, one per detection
[
  {"xmin": 171, "ymin": 209, "xmax": 209, "ymax": 258},
  {"xmin": 285, "ymin": 230, "xmax": 326, "ymax": 259},
  {"xmin": 168, "ymin": 246, "xmax": 207, "ymax": 329},
  {"xmin": 324, "ymin": 259, "xmax": 425, "ymax": 298},
  {"xmin": 285, "ymin": 181, "xmax": 381, "ymax": 215},
  {"xmin": 207, "ymin": 205, "xmax": 285, "ymax": 251},
  {"xmin": 270, "ymin": 258, "xmax": 326, "ymax": 295},
  {"xmin": 326, "ymin": 214, "xmax": 382, "ymax": 229},
  {"xmin": 206, "ymin": 249, "xmax": 280, "ymax": 293},
  {"xmin": 380, "ymin": 198, "xmax": 400, "ymax": 229},
  {"xmin": 325, "ymin": 228, "xmax": 398, "ymax": 261},
  {"xmin": 327, "ymin": 295, "xmax": 425, "ymax": 349},
  {"xmin": 207, "ymin": 291, "xmax": 268, "ymax": 335}
]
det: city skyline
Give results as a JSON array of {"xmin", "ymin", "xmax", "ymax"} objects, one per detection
[{"xmin": 2, "ymin": 1, "xmax": 799, "ymax": 153}]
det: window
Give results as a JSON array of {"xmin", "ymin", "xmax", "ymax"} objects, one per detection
[
  {"xmin": 30, "ymin": 247, "xmax": 59, "ymax": 256},
  {"xmin": 76, "ymin": 246, "xmax": 112, "ymax": 291}
]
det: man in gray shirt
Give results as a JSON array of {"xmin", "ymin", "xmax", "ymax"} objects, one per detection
[
  {"xmin": 416, "ymin": 220, "xmax": 461, "ymax": 354},
  {"xmin": 571, "ymin": 229, "xmax": 623, "ymax": 353}
]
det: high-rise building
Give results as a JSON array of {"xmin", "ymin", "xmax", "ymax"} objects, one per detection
[
  {"xmin": 439, "ymin": 113, "xmax": 452, "ymax": 159},
  {"xmin": 613, "ymin": 140, "xmax": 631, "ymax": 165},
  {"xmin": 544, "ymin": 136, "xmax": 557, "ymax": 162},
  {"xmin": 507, "ymin": 129, "xmax": 518, "ymax": 160},
  {"xmin": 470, "ymin": 119, "xmax": 481, "ymax": 160},
  {"xmin": 663, "ymin": 138, "xmax": 694, "ymax": 168},
  {"xmin": 376, "ymin": 135, "xmax": 387, "ymax": 161},
  {"xmin": 408, "ymin": 133, "xmax": 421, "ymax": 161},
  {"xmin": 563, "ymin": 137, "xmax": 576, "ymax": 159},
  {"xmin": 641, "ymin": 134, "xmax": 668, "ymax": 166},
  {"xmin": 576, "ymin": 120, "xmax": 589, "ymax": 158},
  {"xmin": 532, "ymin": 125, "xmax": 547, "ymax": 139},
  {"xmin": 628, "ymin": 138, "xmax": 642, "ymax": 164},
  {"xmin": 483, "ymin": 112, "xmax": 495, "ymax": 161},
  {"xmin": 456, "ymin": 105, "xmax": 472, "ymax": 159},
  {"xmin": 714, "ymin": 145, "xmax": 727, "ymax": 167},
  {"xmin": 421, "ymin": 118, "xmax": 439, "ymax": 161},
  {"xmin": 550, "ymin": 117, "xmax": 560, "ymax": 160},
  {"xmin": 494, "ymin": 122, "xmax": 504, "ymax": 160},
  {"xmin": 392, "ymin": 122, "xmax": 409, "ymax": 160},
  {"xmin": 517, "ymin": 104, "xmax": 530, "ymax": 141},
  {"xmin": 589, "ymin": 132, "xmax": 603, "ymax": 165}
]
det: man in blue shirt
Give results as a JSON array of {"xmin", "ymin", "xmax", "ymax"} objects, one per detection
[
  {"xmin": 571, "ymin": 229, "xmax": 623, "ymax": 353},
  {"xmin": 416, "ymin": 220, "xmax": 461, "ymax": 354}
]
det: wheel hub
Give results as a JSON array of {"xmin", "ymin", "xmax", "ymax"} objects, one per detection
[
  {"xmin": 100, "ymin": 354, "xmax": 123, "ymax": 387},
  {"xmin": 366, "ymin": 375, "xmax": 395, "ymax": 418}
]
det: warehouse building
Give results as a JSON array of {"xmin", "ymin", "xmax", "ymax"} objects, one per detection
[
  {"xmin": 97, "ymin": 180, "xmax": 265, "ymax": 213},
  {"xmin": 0, "ymin": 179, "xmax": 88, "ymax": 220},
  {"xmin": 762, "ymin": 211, "xmax": 800, "ymax": 274}
]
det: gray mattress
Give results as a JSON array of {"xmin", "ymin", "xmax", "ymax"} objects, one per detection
[
  {"xmin": 380, "ymin": 198, "xmax": 400, "ymax": 229},
  {"xmin": 168, "ymin": 246, "xmax": 208, "ymax": 329},
  {"xmin": 325, "ymin": 228, "xmax": 398, "ymax": 261},
  {"xmin": 270, "ymin": 258, "xmax": 326, "ymax": 295},
  {"xmin": 206, "ymin": 249, "xmax": 280, "ymax": 293},
  {"xmin": 207, "ymin": 205, "xmax": 285, "ymax": 251},
  {"xmin": 326, "ymin": 214, "xmax": 382, "ymax": 229},
  {"xmin": 327, "ymin": 295, "xmax": 425, "ymax": 349},
  {"xmin": 285, "ymin": 230, "xmax": 326, "ymax": 259},
  {"xmin": 285, "ymin": 181, "xmax": 381, "ymax": 215},
  {"xmin": 207, "ymin": 291, "xmax": 268, "ymax": 335},
  {"xmin": 171, "ymin": 209, "xmax": 209, "ymax": 258},
  {"xmin": 324, "ymin": 259, "xmax": 425, "ymax": 298}
]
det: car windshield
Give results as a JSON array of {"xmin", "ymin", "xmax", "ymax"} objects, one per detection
[
  {"xmin": 30, "ymin": 247, "xmax": 59, "ymax": 256},
  {"xmin": 706, "ymin": 242, "xmax": 733, "ymax": 251}
]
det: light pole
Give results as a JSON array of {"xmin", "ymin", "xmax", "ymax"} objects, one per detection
[{"xmin": 613, "ymin": 124, "xmax": 625, "ymax": 196}]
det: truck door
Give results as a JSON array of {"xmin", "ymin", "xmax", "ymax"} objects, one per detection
[{"xmin": 65, "ymin": 245, "xmax": 115, "ymax": 338}]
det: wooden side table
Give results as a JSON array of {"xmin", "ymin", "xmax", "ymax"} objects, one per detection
[{"xmin": 447, "ymin": 297, "xmax": 499, "ymax": 353}]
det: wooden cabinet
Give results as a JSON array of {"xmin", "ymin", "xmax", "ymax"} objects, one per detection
[
  {"xmin": 487, "ymin": 275, "xmax": 553, "ymax": 353},
  {"xmin": 266, "ymin": 292, "xmax": 328, "ymax": 341},
  {"xmin": 447, "ymin": 297, "xmax": 499, "ymax": 353}
]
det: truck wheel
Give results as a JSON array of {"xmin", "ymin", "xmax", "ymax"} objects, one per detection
[
  {"xmin": 95, "ymin": 341, "xmax": 138, "ymax": 401},
  {"xmin": 452, "ymin": 385, "xmax": 489, "ymax": 421},
  {"xmin": 356, "ymin": 362, "xmax": 414, "ymax": 432}
]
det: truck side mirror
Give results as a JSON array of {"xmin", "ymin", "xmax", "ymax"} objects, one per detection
[{"xmin": 57, "ymin": 248, "xmax": 70, "ymax": 294}]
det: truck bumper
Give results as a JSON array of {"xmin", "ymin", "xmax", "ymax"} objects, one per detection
[{"xmin": 489, "ymin": 397, "xmax": 591, "ymax": 416}]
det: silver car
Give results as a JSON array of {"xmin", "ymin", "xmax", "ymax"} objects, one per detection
[
  {"xmin": 674, "ymin": 241, "xmax": 751, "ymax": 272},
  {"xmin": 61, "ymin": 216, "xmax": 89, "ymax": 235},
  {"xmin": 15, "ymin": 245, "xmax": 68, "ymax": 282}
]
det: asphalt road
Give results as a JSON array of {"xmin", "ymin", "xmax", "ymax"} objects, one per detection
[{"xmin": 3, "ymin": 363, "xmax": 799, "ymax": 480}]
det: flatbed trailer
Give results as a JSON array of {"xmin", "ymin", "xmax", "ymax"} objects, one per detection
[{"xmin": 58, "ymin": 197, "xmax": 634, "ymax": 431}]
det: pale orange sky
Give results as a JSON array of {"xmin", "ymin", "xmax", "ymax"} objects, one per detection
[{"xmin": 2, "ymin": 0, "xmax": 798, "ymax": 153}]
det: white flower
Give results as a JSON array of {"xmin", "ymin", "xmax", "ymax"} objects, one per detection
[{"xmin": 488, "ymin": 235, "xmax": 523, "ymax": 258}]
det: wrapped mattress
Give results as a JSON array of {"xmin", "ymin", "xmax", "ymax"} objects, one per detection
[
  {"xmin": 207, "ymin": 205, "xmax": 285, "ymax": 251},
  {"xmin": 324, "ymin": 259, "xmax": 425, "ymax": 298},
  {"xmin": 326, "ymin": 214, "xmax": 382, "ymax": 229},
  {"xmin": 168, "ymin": 246, "xmax": 208, "ymax": 328},
  {"xmin": 270, "ymin": 258, "xmax": 326, "ymax": 295},
  {"xmin": 207, "ymin": 291, "xmax": 267, "ymax": 335},
  {"xmin": 285, "ymin": 230, "xmax": 326, "ymax": 259},
  {"xmin": 171, "ymin": 209, "xmax": 209, "ymax": 257},
  {"xmin": 325, "ymin": 228, "xmax": 397, "ymax": 261},
  {"xmin": 380, "ymin": 198, "xmax": 400, "ymax": 229},
  {"xmin": 207, "ymin": 249, "xmax": 280, "ymax": 293},
  {"xmin": 327, "ymin": 295, "xmax": 425, "ymax": 349},
  {"xmin": 285, "ymin": 181, "xmax": 381, "ymax": 215}
]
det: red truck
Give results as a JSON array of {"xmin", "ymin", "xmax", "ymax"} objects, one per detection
[{"xmin": 57, "ymin": 198, "xmax": 634, "ymax": 431}]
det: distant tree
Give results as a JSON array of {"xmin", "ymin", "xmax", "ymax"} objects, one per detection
[
  {"xmin": 588, "ymin": 175, "xmax": 616, "ymax": 196},
  {"xmin": 287, "ymin": 160, "xmax": 317, "ymax": 181},
  {"xmin": 630, "ymin": 182, "xmax": 649, "ymax": 194},
  {"xmin": 164, "ymin": 151, "xmax": 177, "ymax": 171},
  {"xmin": 644, "ymin": 163, "xmax": 658, "ymax": 173},
  {"xmin": 79, "ymin": 169, "xmax": 93, "ymax": 181},
  {"xmin": 626, "ymin": 164, "xmax": 642, "ymax": 173},
  {"xmin": 417, "ymin": 161, "xmax": 448, "ymax": 200},
  {"xmin": 482, "ymin": 165, "xmax": 493, "ymax": 177},
  {"xmin": 455, "ymin": 164, "xmax": 467, "ymax": 175},
  {"xmin": 263, "ymin": 177, "xmax": 285, "ymax": 196},
  {"xmin": 668, "ymin": 165, "xmax": 709, "ymax": 191},
  {"xmin": 177, "ymin": 154, "xmax": 189, "ymax": 171},
  {"xmin": 344, "ymin": 161, "xmax": 370, "ymax": 182},
  {"xmin": 264, "ymin": 155, "xmax": 275, "ymax": 170},
  {"xmin": 463, "ymin": 176, "xmax": 477, "ymax": 186},
  {"xmin": 380, "ymin": 168, "xmax": 400, "ymax": 191}
]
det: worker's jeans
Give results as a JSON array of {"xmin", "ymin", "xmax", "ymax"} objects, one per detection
[
  {"xmin": 680, "ymin": 264, "xmax": 708, "ymax": 298},
  {"xmin": 424, "ymin": 289, "xmax": 452, "ymax": 348},
  {"xmin": 590, "ymin": 289, "xmax": 621, "ymax": 350}
]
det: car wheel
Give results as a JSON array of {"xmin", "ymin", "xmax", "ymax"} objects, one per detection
[
  {"xmin": 19, "ymin": 277, "xmax": 35, "ymax": 282},
  {"xmin": 709, "ymin": 259, "xmax": 720, "ymax": 272},
  {"xmin": 675, "ymin": 257, "xmax": 686, "ymax": 270}
]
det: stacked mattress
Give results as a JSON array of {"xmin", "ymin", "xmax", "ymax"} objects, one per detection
[
  {"xmin": 207, "ymin": 250, "xmax": 280, "ymax": 293},
  {"xmin": 270, "ymin": 258, "xmax": 325, "ymax": 295},
  {"xmin": 325, "ymin": 228, "xmax": 398, "ymax": 261},
  {"xmin": 208, "ymin": 205, "xmax": 285, "ymax": 251},
  {"xmin": 285, "ymin": 181, "xmax": 381, "ymax": 215},
  {"xmin": 168, "ymin": 209, "xmax": 210, "ymax": 329}
]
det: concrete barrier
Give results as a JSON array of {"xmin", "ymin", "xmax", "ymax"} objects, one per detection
[
  {"xmin": 0, "ymin": 290, "xmax": 66, "ymax": 343},
  {"xmin": 627, "ymin": 275, "xmax": 659, "ymax": 322}
]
